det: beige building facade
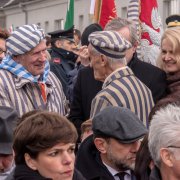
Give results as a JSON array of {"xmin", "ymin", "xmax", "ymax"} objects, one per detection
[{"xmin": 0, "ymin": 0, "xmax": 179, "ymax": 33}]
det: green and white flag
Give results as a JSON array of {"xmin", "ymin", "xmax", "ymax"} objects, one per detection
[{"xmin": 64, "ymin": 0, "xmax": 74, "ymax": 30}]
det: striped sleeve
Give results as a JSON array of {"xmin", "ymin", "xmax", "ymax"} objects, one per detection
[
  {"xmin": 0, "ymin": 74, "xmax": 13, "ymax": 107},
  {"xmin": 48, "ymin": 72, "xmax": 68, "ymax": 115}
]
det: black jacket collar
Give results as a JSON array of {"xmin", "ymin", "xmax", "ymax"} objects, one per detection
[
  {"xmin": 149, "ymin": 166, "xmax": 162, "ymax": 180},
  {"xmin": 14, "ymin": 164, "xmax": 51, "ymax": 180}
]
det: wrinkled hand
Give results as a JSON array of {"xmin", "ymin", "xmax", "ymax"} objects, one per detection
[{"xmin": 77, "ymin": 46, "xmax": 90, "ymax": 67}]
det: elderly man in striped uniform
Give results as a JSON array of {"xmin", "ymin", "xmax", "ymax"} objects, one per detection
[
  {"xmin": 89, "ymin": 31, "xmax": 154, "ymax": 128},
  {"xmin": 0, "ymin": 24, "xmax": 67, "ymax": 116}
]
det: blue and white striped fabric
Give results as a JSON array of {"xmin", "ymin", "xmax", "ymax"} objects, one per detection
[
  {"xmin": 6, "ymin": 24, "xmax": 45, "ymax": 56},
  {"xmin": 127, "ymin": 0, "xmax": 139, "ymax": 23},
  {"xmin": 0, "ymin": 55, "xmax": 49, "ymax": 83}
]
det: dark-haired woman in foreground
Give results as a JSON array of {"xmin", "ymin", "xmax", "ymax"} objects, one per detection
[{"xmin": 13, "ymin": 111, "xmax": 85, "ymax": 180}]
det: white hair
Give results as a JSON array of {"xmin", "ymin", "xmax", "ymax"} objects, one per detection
[
  {"xmin": 105, "ymin": 17, "xmax": 139, "ymax": 46},
  {"xmin": 148, "ymin": 103, "xmax": 180, "ymax": 167},
  {"xmin": 90, "ymin": 45, "xmax": 126, "ymax": 65}
]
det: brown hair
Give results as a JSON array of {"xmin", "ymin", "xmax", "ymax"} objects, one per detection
[
  {"xmin": 16, "ymin": 109, "xmax": 42, "ymax": 126},
  {"xmin": 0, "ymin": 28, "xmax": 9, "ymax": 40},
  {"xmin": 13, "ymin": 111, "xmax": 78, "ymax": 164},
  {"xmin": 81, "ymin": 119, "xmax": 92, "ymax": 135},
  {"xmin": 45, "ymin": 35, "xmax": 52, "ymax": 47},
  {"xmin": 74, "ymin": 29, "xmax": 81, "ymax": 39},
  {"xmin": 134, "ymin": 134, "xmax": 152, "ymax": 180}
]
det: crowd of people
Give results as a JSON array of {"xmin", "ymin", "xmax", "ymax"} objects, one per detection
[{"xmin": 0, "ymin": 13, "xmax": 180, "ymax": 180}]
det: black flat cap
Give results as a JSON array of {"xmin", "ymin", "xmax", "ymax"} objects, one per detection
[
  {"xmin": 0, "ymin": 106, "xmax": 18, "ymax": 154},
  {"xmin": 166, "ymin": 14, "xmax": 180, "ymax": 28},
  {"xmin": 48, "ymin": 25, "xmax": 74, "ymax": 42},
  {"xmin": 92, "ymin": 106, "xmax": 147, "ymax": 143},
  {"xmin": 81, "ymin": 23, "xmax": 102, "ymax": 46}
]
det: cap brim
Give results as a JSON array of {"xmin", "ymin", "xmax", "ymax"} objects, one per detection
[
  {"xmin": 62, "ymin": 37, "xmax": 75, "ymax": 43},
  {"xmin": 117, "ymin": 132, "xmax": 147, "ymax": 144},
  {"xmin": 0, "ymin": 143, "xmax": 13, "ymax": 154}
]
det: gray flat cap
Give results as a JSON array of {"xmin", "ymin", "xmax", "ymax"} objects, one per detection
[
  {"xmin": 88, "ymin": 30, "xmax": 132, "ymax": 59},
  {"xmin": 0, "ymin": 106, "xmax": 18, "ymax": 154},
  {"xmin": 92, "ymin": 106, "xmax": 147, "ymax": 143}
]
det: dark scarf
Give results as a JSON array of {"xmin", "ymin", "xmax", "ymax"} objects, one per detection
[
  {"xmin": 149, "ymin": 71, "xmax": 180, "ymax": 119},
  {"xmin": 162, "ymin": 71, "xmax": 180, "ymax": 103},
  {"xmin": 166, "ymin": 71, "xmax": 180, "ymax": 94},
  {"xmin": 52, "ymin": 47, "xmax": 78, "ymax": 63},
  {"xmin": 14, "ymin": 164, "xmax": 51, "ymax": 180}
]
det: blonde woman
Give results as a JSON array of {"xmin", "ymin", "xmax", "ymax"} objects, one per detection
[{"xmin": 150, "ymin": 27, "xmax": 180, "ymax": 118}]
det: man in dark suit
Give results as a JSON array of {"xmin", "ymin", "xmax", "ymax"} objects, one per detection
[
  {"xmin": 105, "ymin": 18, "xmax": 167, "ymax": 104},
  {"xmin": 76, "ymin": 106, "xmax": 147, "ymax": 180},
  {"xmin": 69, "ymin": 66, "xmax": 102, "ymax": 135},
  {"xmin": 69, "ymin": 18, "xmax": 167, "ymax": 136}
]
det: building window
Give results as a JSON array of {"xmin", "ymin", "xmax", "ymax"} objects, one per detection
[
  {"xmin": 121, "ymin": 7, "xmax": 127, "ymax": 18},
  {"xmin": 45, "ymin": 21, "xmax": 49, "ymax": 33},
  {"xmin": 54, "ymin": 19, "xmax": 64, "ymax": 30},
  {"xmin": 79, "ymin": 15, "xmax": 84, "ymax": 31},
  {"xmin": 163, "ymin": 0, "xmax": 171, "ymax": 27}
]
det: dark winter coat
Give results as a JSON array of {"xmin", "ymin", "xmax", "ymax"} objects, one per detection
[
  {"xmin": 75, "ymin": 135, "xmax": 136, "ymax": 180},
  {"xmin": 149, "ymin": 166, "xmax": 162, "ymax": 180},
  {"xmin": 8, "ymin": 164, "xmax": 86, "ymax": 180},
  {"xmin": 149, "ymin": 71, "xmax": 180, "ymax": 119}
]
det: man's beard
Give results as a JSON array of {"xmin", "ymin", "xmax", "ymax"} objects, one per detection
[{"xmin": 106, "ymin": 148, "xmax": 135, "ymax": 171}]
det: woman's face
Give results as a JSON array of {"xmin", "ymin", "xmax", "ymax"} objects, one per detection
[
  {"xmin": 31, "ymin": 143, "xmax": 76, "ymax": 180},
  {"xmin": 161, "ymin": 38, "xmax": 180, "ymax": 73}
]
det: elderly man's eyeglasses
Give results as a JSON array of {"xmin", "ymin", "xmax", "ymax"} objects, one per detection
[
  {"xmin": 0, "ymin": 48, "xmax": 6, "ymax": 55},
  {"xmin": 167, "ymin": 146, "xmax": 180, "ymax": 149},
  {"xmin": 0, "ymin": 48, "xmax": 6, "ymax": 54}
]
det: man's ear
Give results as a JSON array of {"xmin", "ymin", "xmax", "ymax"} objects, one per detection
[
  {"xmin": 160, "ymin": 148, "xmax": 174, "ymax": 167},
  {"xmin": 24, "ymin": 153, "xmax": 38, "ymax": 170},
  {"xmin": 13, "ymin": 55, "xmax": 23, "ymax": 63},
  {"xmin": 94, "ymin": 138, "xmax": 108, "ymax": 154},
  {"xmin": 132, "ymin": 41, "xmax": 138, "ymax": 52},
  {"xmin": 55, "ymin": 40, "xmax": 63, "ymax": 48},
  {"xmin": 100, "ymin": 55, "xmax": 108, "ymax": 67}
]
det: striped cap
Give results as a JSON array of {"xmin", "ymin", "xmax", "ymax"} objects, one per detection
[
  {"xmin": 6, "ymin": 24, "xmax": 45, "ymax": 56},
  {"xmin": 88, "ymin": 31, "xmax": 132, "ymax": 59}
]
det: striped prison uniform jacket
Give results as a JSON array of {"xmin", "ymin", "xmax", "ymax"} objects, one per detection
[
  {"xmin": 90, "ymin": 67, "xmax": 154, "ymax": 128},
  {"xmin": 0, "ymin": 69, "xmax": 67, "ymax": 117}
]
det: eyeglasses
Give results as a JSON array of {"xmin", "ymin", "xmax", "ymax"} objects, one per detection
[
  {"xmin": 167, "ymin": 146, "xmax": 180, "ymax": 149},
  {"xmin": 0, "ymin": 48, "xmax": 6, "ymax": 55}
]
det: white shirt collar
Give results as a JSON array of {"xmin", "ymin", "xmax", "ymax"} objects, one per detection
[{"xmin": 103, "ymin": 161, "xmax": 131, "ymax": 177}]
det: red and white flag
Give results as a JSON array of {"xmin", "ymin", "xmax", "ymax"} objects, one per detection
[
  {"xmin": 128, "ymin": 0, "xmax": 163, "ymax": 66},
  {"xmin": 90, "ymin": 0, "xmax": 117, "ymax": 29}
]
